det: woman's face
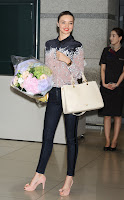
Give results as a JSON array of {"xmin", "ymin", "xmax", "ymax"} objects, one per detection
[
  {"xmin": 110, "ymin": 30, "xmax": 122, "ymax": 45},
  {"xmin": 57, "ymin": 15, "xmax": 74, "ymax": 36}
]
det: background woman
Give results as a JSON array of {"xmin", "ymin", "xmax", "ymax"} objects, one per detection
[
  {"xmin": 99, "ymin": 27, "xmax": 124, "ymax": 151},
  {"xmin": 24, "ymin": 11, "xmax": 85, "ymax": 196}
]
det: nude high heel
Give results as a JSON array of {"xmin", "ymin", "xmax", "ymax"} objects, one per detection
[
  {"xmin": 24, "ymin": 175, "xmax": 46, "ymax": 191},
  {"xmin": 59, "ymin": 180, "xmax": 73, "ymax": 196}
]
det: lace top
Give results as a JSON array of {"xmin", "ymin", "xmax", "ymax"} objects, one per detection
[{"xmin": 45, "ymin": 35, "xmax": 86, "ymax": 87}]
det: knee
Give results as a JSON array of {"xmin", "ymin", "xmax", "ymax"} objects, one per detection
[
  {"xmin": 114, "ymin": 116, "xmax": 122, "ymax": 120},
  {"xmin": 104, "ymin": 116, "xmax": 111, "ymax": 120},
  {"xmin": 43, "ymin": 128, "xmax": 54, "ymax": 144}
]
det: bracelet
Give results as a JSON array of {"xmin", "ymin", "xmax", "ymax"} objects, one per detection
[{"xmin": 67, "ymin": 60, "xmax": 72, "ymax": 66}]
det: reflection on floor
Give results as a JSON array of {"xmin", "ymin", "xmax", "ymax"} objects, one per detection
[{"xmin": 0, "ymin": 127, "xmax": 124, "ymax": 200}]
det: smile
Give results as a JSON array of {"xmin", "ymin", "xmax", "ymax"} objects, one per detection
[{"xmin": 64, "ymin": 29, "xmax": 69, "ymax": 31}]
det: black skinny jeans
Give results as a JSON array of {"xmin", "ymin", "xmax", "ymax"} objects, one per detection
[{"xmin": 36, "ymin": 87, "xmax": 79, "ymax": 176}]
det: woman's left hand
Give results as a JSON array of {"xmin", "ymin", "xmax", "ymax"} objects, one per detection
[{"xmin": 56, "ymin": 51, "xmax": 70, "ymax": 64}]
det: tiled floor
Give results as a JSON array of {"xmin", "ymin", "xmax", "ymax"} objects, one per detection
[{"xmin": 0, "ymin": 127, "xmax": 124, "ymax": 200}]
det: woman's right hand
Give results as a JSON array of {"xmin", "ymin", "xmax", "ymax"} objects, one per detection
[
  {"xmin": 103, "ymin": 83, "xmax": 113, "ymax": 90},
  {"xmin": 56, "ymin": 51, "xmax": 70, "ymax": 64}
]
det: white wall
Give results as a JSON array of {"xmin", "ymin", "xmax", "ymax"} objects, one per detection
[{"xmin": 0, "ymin": 76, "xmax": 85, "ymax": 143}]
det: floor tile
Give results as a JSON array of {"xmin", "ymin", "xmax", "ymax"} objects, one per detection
[
  {"xmin": 2, "ymin": 147, "xmax": 40, "ymax": 162},
  {"xmin": 0, "ymin": 128, "xmax": 124, "ymax": 200},
  {"xmin": 0, "ymin": 139, "xmax": 31, "ymax": 148},
  {"xmin": 0, "ymin": 158, "xmax": 36, "ymax": 178},
  {"xmin": 0, "ymin": 146, "xmax": 17, "ymax": 157}
]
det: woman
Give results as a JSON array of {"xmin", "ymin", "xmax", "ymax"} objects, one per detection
[
  {"xmin": 99, "ymin": 27, "xmax": 124, "ymax": 151},
  {"xmin": 24, "ymin": 11, "xmax": 85, "ymax": 196}
]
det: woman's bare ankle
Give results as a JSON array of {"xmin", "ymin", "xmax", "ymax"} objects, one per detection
[
  {"xmin": 105, "ymin": 139, "xmax": 110, "ymax": 147},
  {"xmin": 111, "ymin": 140, "xmax": 117, "ymax": 148},
  {"xmin": 66, "ymin": 175, "xmax": 73, "ymax": 180},
  {"xmin": 35, "ymin": 172, "xmax": 44, "ymax": 177},
  {"xmin": 63, "ymin": 176, "xmax": 73, "ymax": 188}
]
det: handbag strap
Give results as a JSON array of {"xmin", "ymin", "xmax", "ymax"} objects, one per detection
[
  {"xmin": 82, "ymin": 73, "xmax": 87, "ymax": 83},
  {"xmin": 73, "ymin": 111, "xmax": 86, "ymax": 116},
  {"xmin": 71, "ymin": 72, "xmax": 88, "ymax": 85},
  {"xmin": 66, "ymin": 62, "xmax": 87, "ymax": 84},
  {"xmin": 66, "ymin": 68, "xmax": 87, "ymax": 116},
  {"xmin": 70, "ymin": 73, "xmax": 88, "ymax": 116}
]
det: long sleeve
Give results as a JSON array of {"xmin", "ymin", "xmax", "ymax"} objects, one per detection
[
  {"xmin": 45, "ymin": 47, "xmax": 56, "ymax": 68},
  {"xmin": 67, "ymin": 45, "xmax": 86, "ymax": 79}
]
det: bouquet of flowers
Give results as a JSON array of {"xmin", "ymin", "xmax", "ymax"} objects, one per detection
[{"xmin": 11, "ymin": 56, "xmax": 53, "ymax": 102}]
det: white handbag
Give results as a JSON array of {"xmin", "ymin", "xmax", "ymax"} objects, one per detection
[{"xmin": 61, "ymin": 73, "xmax": 104, "ymax": 115}]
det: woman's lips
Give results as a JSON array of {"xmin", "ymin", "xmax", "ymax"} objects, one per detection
[{"xmin": 64, "ymin": 29, "xmax": 69, "ymax": 31}]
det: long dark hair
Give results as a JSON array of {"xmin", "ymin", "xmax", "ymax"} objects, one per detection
[{"xmin": 112, "ymin": 27, "xmax": 124, "ymax": 43}]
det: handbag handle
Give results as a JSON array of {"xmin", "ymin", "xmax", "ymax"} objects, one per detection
[
  {"xmin": 71, "ymin": 72, "xmax": 88, "ymax": 85},
  {"xmin": 67, "ymin": 69, "xmax": 88, "ymax": 116},
  {"xmin": 82, "ymin": 73, "xmax": 88, "ymax": 83},
  {"xmin": 73, "ymin": 111, "xmax": 86, "ymax": 116},
  {"xmin": 72, "ymin": 73, "xmax": 88, "ymax": 116}
]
